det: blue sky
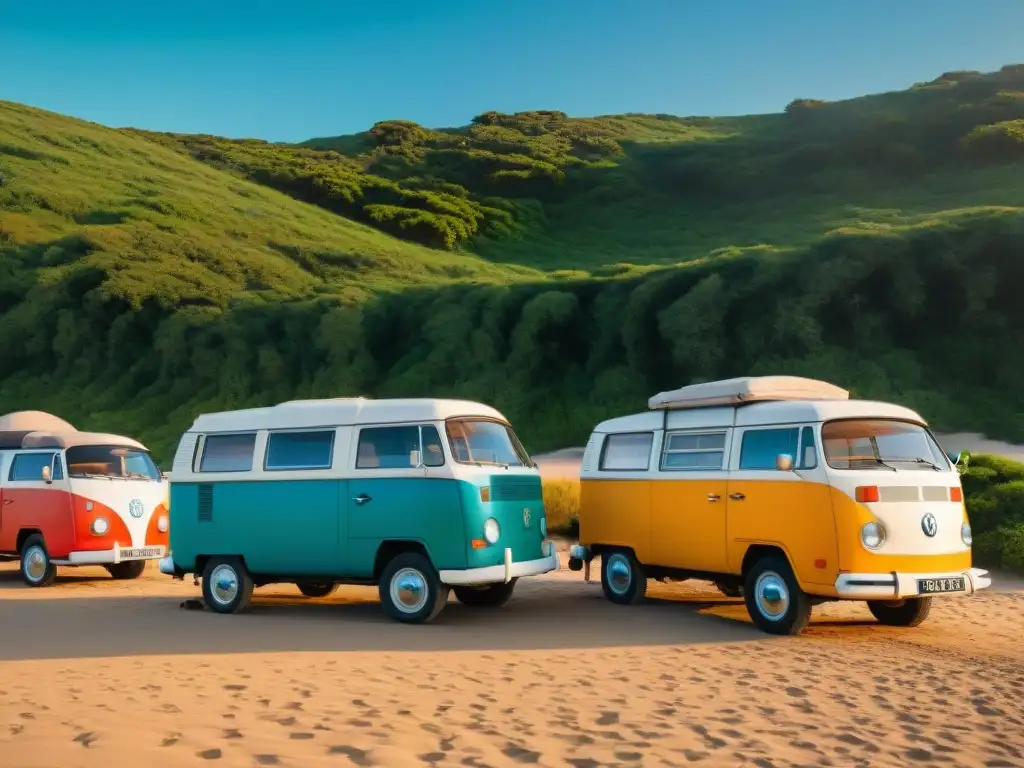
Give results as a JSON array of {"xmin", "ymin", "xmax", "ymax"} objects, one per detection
[{"xmin": 2, "ymin": 0, "xmax": 1022, "ymax": 142}]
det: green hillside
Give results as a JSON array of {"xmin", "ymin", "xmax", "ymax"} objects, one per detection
[{"xmin": 1, "ymin": 64, "xmax": 1024, "ymax": 469}]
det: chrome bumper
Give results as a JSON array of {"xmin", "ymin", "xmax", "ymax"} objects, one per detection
[
  {"xmin": 158, "ymin": 555, "xmax": 176, "ymax": 576},
  {"xmin": 439, "ymin": 541, "xmax": 559, "ymax": 586},
  {"xmin": 835, "ymin": 567, "xmax": 992, "ymax": 599},
  {"xmin": 53, "ymin": 544, "xmax": 166, "ymax": 566}
]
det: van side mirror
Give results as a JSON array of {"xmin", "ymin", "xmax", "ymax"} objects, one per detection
[
  {"xmin": 775, "ymin": 454, "xmax": 794, "ymax": 471},
  {"xmin": 41, "ymin": 465, "xmax": 52, "ymax": 484}
]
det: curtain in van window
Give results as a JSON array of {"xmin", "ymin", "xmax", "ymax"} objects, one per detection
[{"xmin": 739, "ymin": 428, "xmax": 799, "ymax": 470}]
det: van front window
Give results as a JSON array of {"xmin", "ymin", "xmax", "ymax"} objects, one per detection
[
  {"xmin": 66, "ymin": 445, "xmax": 161, "ymax": 480},
  {"xmin": 822, "ymin": 420, "xmax": 950, "ymax": 471},
  {"xmin": 446, "ymin": 419, "xmax": 531, "ymax": 467}
]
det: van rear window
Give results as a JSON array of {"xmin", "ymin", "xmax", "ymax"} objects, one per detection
[
  {"xmin": 599, "ymin": 432, "xmax": 653, "ymax": 471},
  {"xmin": 200, "ymin": 433, "xmax": 257, "ymax": 473}
]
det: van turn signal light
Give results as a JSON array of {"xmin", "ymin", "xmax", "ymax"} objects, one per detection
[
  {"xmin": 950, "ymin": 487, "xmax": 963, "ymax": 502},
  {"xmin": 479, "ymin": 486, "xmax": 491, "ymax": 503},
  {"xmin": 855, "ymin": 485, "xmax": 880, "ymax": 503}
]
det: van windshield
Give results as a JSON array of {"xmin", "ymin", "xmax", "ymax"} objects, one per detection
[
  {"xmin": 446, "ymin": 419, "xmax": 532, "ymax": 467},
  {"xmin": 66, "ymin": 445, "xmax": 162, "ymax": 481},
  {"xmin": 822, "ymin": 420, "xmax": 951, "ymax": 472}
]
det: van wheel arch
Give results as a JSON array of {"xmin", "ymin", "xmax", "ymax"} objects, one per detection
[
  {"xmin": 16, "ymin": 529, "xmax": 42, "ymax": 554},
  {"xmin": 373, "ymin": 540, "xmax": 432, "ymax": 581},
  {"xmin": 741, "ymin": 544, "xmax": 793, "ymax": 578},
  {"xmin": 195, "ymin": 554, "xmax": 251, "ymax": 579}
]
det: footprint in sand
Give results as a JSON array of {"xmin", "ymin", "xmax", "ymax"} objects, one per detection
[{"xmin": 197, "ymin": 748, "xmax": 222, "ymax": 759}]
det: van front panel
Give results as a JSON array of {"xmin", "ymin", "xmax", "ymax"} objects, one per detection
[
  {"xmin": 169, "ymin": 479, "xmax": 343, "ymax": 576},
  {"xmin": 460, "ymin": 473, "xmax": 546, "ymax": 569}
]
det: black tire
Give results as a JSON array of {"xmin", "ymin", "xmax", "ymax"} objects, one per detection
[
  {"xmin": 201, "ymin": 556, "xmax": 254, "ymax": 615},
  {"xmin": 378, "ymin": 551, "xmax": 448, "ymax": 624},
  {"xmin": 297, "ymin": 581, "xmax": 337, "ymax": 598},
  {"xmin": 20, "ymin": 534, "xmax": 57, "ymax": 588},
  {"xmin": 454, "ymin": 578, "xmax": 517, "ymax": 607},
  {"xmin": 743, "ymin": 553, "xmax": 812, "ymax": 635},
  {"xmin": 600, "ymin": 548, "xmax": 647, "ymax": 605},
  {"xmin": 867, "ymin": 597, "xmax": 932, "ymax": 627},
  {"xmin": 714, "ymin": 581, "xmax": 743, "ymax": 598},
  {"xmin": 106, "ymin": 560, "xmax": 147, "ymax": 580}
]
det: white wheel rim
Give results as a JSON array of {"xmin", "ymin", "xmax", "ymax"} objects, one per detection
[
  {"xmin": 606, "ymin": 554, "xmax": 632, "ymax": 595},
  {"xmin": 24, "ymin": 545, "xmax": 47, "ymax": 582},
  {"xmin": 209, "ymin": 564, "xmax": 239, "ymax": 606},
  {"xmin": 754, "ymin": 571, "xmax": 790, "ymax": 622},
  {"xmin": 390, "ymin": 567, "xmax": 429, "ymax": 614}
]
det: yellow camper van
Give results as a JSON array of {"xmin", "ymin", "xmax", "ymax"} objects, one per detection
[{"xmin": 567, "ymin": 376, "xmax": 991, "ymax": 635}]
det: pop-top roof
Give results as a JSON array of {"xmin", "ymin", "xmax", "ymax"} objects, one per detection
[
  {"xmin": 0, "ymin": 411, "xmax": 76, "ymax": 433},
  {"xmin": 648, "ymin": 376, "xmax": 849, "ymax": 411},
  {"xmin": 0, "ymin": 411, "xmax": 146, "ymax": 451}
]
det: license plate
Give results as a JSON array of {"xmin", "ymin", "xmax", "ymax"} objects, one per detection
[
  {"xmin": 917, "ymin": 577, "xmax": 965, "ymax": 594},
  {"xmin": 120, "ymin": 547, "xmax": 162, "ymax": 560}
]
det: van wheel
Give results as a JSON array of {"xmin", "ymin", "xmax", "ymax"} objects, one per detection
[
  {"xmin": 600, "ymin": 549, "xmax": 647, "ymax": 605},
  {"xmin": 454, "ymin": 578, "xmax": 517, "ymax": 607},
  {"xmin": 201, "ymin": 557, "xmax": 254, "ymax": 614},
  {"xmin": 297, "ymin": 581, "xmax": 337, "ymax": 598},
  {"xmin": 379, "ymin": 552, "xmax": 449, "ymax": 624},
  {"xmin": 867, "ymin": 597, "xmax": 932, "ymax": 627},
  {"xmin": 743, "ymin": 554, "xmax": 812, "ymax": 635},
  {"xmin": 20, "ymin": 534, "xmax": 57, "ymax": 588},
  {"xmin": 106, "ymin": 560, "xmax": 147, "ymax": 580},
  {"xmin": 714, "ymin": 581, "xmax": 743, "ymax": 598}
]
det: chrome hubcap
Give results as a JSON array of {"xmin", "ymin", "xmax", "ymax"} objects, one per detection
[
  {"xmin": 754, "ymin": 571, "xmax": 790, "ymax": 621},
  {"xmin": 606, "ymin": 554, "xmax": 632, "ymax": 595},
  {"xmin": 24, "ymin": 545, "xmax": 47, "ymax": 581},
  {"xmin": 391, "ymin": 568, "xmax": 428, "ymax": 614},
  {"xmin": 210, "ymin": 564, "xmax": 239, "ymax": 605}
]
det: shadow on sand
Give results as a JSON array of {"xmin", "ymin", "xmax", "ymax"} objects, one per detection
[{"xmin": 0, "ymin": 575, "xmax": 767, "ymax": 661}]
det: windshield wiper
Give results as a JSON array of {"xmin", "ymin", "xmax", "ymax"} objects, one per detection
[
  {"xmin": 873, "ymin": 458, "xmax": 898, "ymax": 472},
  {"xmin": 71, "ymin": 472, "xmax": 115, "ymax": 480},
  {"xmin": 879, "ymin": 457, "xmax": 942, "ymax": 471}
]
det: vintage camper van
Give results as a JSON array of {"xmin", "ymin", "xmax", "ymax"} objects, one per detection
[
  {"xmin": 568, "ymin": 377, "xmax": 990, "ymax": 635},
  {"xmin": 0, "ymin": 411, "xmax": 169, "ymax": 586},
  {"xmin": 160, "ymin": 397, "xmax": 558, "ymax": 623}
]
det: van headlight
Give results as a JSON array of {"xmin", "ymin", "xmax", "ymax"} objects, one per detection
[
  {"xmin": 483, "ymin": 518, "xmax": 500, "ymax": 544},
  {"xmin": 861, "ymin": 522, "xmax": 886, "ymax": 550},
  {"xmin": 961, "ymin": 522, "xmax": 972, "ymax": 546},
  {"xmin": 91, "ymin": 517, "xmax": 109, "ymax": 536},
  {"xmin": 540, "ymin": 516, "xmax": 547, "ymax": 537},
  {"xmin": 157, "ymin": 515, "xmax": 169, "ymax": 533}
]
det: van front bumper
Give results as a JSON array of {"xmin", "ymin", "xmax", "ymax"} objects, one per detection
[
  {"xmin": 158, "ymin": 555, "xmax": 176, "ymax": 575},
  {"xmin": 53, "ymin": 545, "xmax": 166, "ymax": 566},
  {"xmin": 439, "ymin": 541, "xmax": 559, "ymax": 586},
  {"xmin": 834, "ymin": 568, "xmax": 991, "ymax": 599}
]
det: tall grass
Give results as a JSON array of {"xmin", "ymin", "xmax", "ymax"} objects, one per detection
[{"xmin": 542, "ymin": 479, "xmax": 580, "ymax": 537}]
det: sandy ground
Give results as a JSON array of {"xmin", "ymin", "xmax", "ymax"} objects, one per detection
[{"xmin": 1, "ymin": 554, "xmax": 1023, "ymax": 768}]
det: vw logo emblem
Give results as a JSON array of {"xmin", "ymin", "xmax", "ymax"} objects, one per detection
[
  {"xmin": 523, "ymin": 508, "xmax": 532, "ymax": 527},
  {"xmin": 921, "ymin": 513, "xmax": 938, "ymax": 537},
  {"xmin": 128, "ymin": 499, "xmax": 145, "ymax": 519}
]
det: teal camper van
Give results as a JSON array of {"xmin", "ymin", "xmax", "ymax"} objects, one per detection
[{"xmin": 159, "ymin": 397, "xmax": 558, "ymax": 623}]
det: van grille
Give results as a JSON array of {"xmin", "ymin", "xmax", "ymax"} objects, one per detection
[
  {"xmin": 490, "ymin": 475, "xmax": 542, "ymax": 502},
  {"xmin": 197, "ymin": 484, "xmax": 214, "ymax": 522}
]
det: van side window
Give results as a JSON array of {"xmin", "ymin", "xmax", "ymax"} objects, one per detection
[
  {"xmin": 265, "ymin": 430, "xmax": 335, "ymax": 471},
  {"xmin": 200, "ymin": 433, "xmax": 257, "ymax": 473},
  {"xmin": 357, "ymin": 426, "xmax": 444, "ymax": 469},
  {"xmin": 599, "ymin": 432, "xmax": 653, "ymax": 471},
  {"xmin": 799, "ymin": 426, "xmax": 818, "ymax": 469},
  {"xmin": 9, "ymin": 452, "xmax": 62, "ymax": 482},
  {"xmin": 661, "ymin": 432, "xmax": 727, "ymax": 470},
  {"xmin": 739, "ymin": 428, "xmax": 800, "ymax": 470}
]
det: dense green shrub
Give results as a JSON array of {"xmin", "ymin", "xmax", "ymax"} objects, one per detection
[{"xmin": 962, "ymin": 453, "xmax": 1024, "ymax": 572}]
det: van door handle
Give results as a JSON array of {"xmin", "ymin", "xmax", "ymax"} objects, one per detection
[
  {"xmin": 707, "ymin": 494, "xmax": 720, "ymax": 502},
  {"xmin": 729, "ymin": 493, "xmax": 746, "ymax": 501},
  {"xmin": 352, "ymin": 494, "xmax": 372, "ymax": 506},
  {"xmin": 2, "ymin": 499, "xmax": 12, "ymax": 505}
]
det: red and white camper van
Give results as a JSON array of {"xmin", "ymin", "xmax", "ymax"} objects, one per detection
[{"xmin": 0, "ymin": 411, "xmax": 169, "ymax": 587}]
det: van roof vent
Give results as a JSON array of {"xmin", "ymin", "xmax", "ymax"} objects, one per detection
[{"xmin": 648, "ymin": 376, "xmax": 849, "ymax": 411}]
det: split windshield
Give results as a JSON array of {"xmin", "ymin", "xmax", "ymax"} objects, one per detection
[
  {"xmin": 445, "ymin": 419, "xmax": 532, "ymax": 468},
  {"xmin": 66, "ymin": 445, "xmax": 161, "ymax": 481},
  {"xmin": 822, "ymin": 419, "xmax": 951, "ymax": 472}
]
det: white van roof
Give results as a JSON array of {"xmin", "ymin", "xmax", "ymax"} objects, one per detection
[
  {"xmin": 0, "ymin": 411, "xmax": 147, "ymax": 451},
  {"xmin": 649, "ymin": 376, "xmax": 849, "ymax": 410},
  {"xmin": 189, "ymin": 398, "xmax": 510, "ymax": 434}
]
